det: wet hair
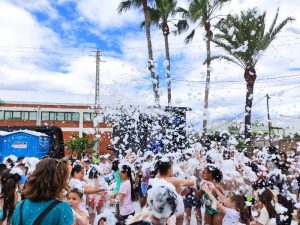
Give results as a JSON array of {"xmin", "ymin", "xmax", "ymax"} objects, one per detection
[
  {"xmin": 111, "ymin": 159, "xmax": 119, "ymax": 172},
  {"xmin": 223, "ymin": 150, "xmax": 230, "ymax": 160},
  {"xmin": 267, "ymin": 174, "xmax": 285, "ymax": 192},
  {"xmin": 147, "ymin": 185, "xmax": 178, "ymax": 219},
  {"xmin": 279, "ymin": 152, "xmax": 287, "ymax": 159},
  {"xmin": 71, "ymin": 164, "xmax": 84, "ymax": 177},
  {"xmin": 67, "ymin": 188, "xmax": 83, "ymax": 199},
  {"xmin": 258, "ymin": 188, "xmax": 276, "ymax": 219},
  {"xmin": 22, "ymin": 158, "xmax": 69, "ymax": 201},
  {"xmin": 206, "ymin": 165, "xmax": 223, "ymax": 183},
  {"xmin": 230, "ymin": 195, "xmax": 250, "ymax": 224},
  {"xmin": 16, "ymin": 163, "xmax": 28, "ymax": 175},
  {"xmin": 17, "ymin": 156, "xmax": 25, "ymax": 163},
  {"xmin": 88, "ymin": 166, "xmax": 100, "ymax": 179},
  {"xmin": 276, "ymin": 194, "xmax": 295, "ymax": 225},
  {"xmin": 154, "ymin": 159, "xmax": 172, "ymax": 176},
  {"xmin": 119, "ymin": 164, "xmax": 136, "ymax": 201},
  {"xmin": 0, "ymin": 164, "xmax": 7, "ymax": 176},
  {"xmin": 6, "ymin": 158, "xmax": 15, "ymax": 169},
  {"xmin": 0, "ymin": 172, "xmax": 21, "ymax": 220}
]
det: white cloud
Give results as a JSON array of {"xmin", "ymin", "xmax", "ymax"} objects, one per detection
[
  {"xmin": 75, "ymin": 0, "xmax": 142, "ymax": 30},
  {"xmin": 0, "ymin": 0, "xmax": 299, "ymax": 132},
  {"xmin": 8, "ymin": 0, "xmax": 59, "ymax": 20}
]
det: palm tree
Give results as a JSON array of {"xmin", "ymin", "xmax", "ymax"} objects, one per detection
[
  {"xmin": 146, "ymin": 0, "xmax": 177, "ymax": 106},
  {"xmin": 211, "ymin": 8, "xmax": 294, "ymax": 144},
  {"xmin": 175, "ymin": 0, "xmax": 230, "ymax": 134},
  {"xmin": 118, "ymin": 0, "xmax": 160, "ymax": 104}
]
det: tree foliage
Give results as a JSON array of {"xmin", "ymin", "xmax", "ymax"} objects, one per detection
[
  {"xmin": 65, "ymin": 133, "xmax": 96, "ymax": 156},
  {"xmin": 212, "ymin": 8, "xmax": 294, "ymax": 69}
]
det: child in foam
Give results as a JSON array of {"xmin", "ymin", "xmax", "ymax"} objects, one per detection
[
  {"xmin": 202, "ymin": 182, "xmax": 251, "ymax": 225},
  {"xmin": 67, "ymin": 188, "xmax": 89, "ymax": 225},
  {"xmin": 93, "ymin": 210, "xmax": 118, "ymax": 225},
  {"xmin": 128, "ymin": 180, "xmax": 183, "ymax": 225},
  {"xmin": 201, "ymin": 165, "xmax": 224, "ymax": 225},
  {"xmin": 117, "ymin": 163, "xmax": 136, "ymax": 221}
]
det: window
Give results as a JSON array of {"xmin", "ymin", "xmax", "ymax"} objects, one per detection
[
  {"xmin": 83, "ymin": 113, "xmax": 93, "ymax": 122},
  {"xmin": 4, "ymin": 111, "xmax": 12, "ymax": 120},
  {"xmin": 12, "ymin": 112, "xmax": 22, "ymax": 120},
  {"xmin": 49, "ymin": 112, "xmax": 56, "ymax": 121},
  {"xmin": 0, "ymin": 111, "xmax": 4, "ymax": 120},
  {"xmin": 72, "ymin": 113, "xmax": 80, "ymax": 121},
  {"xmin": 56, "ymin": 112, "xmax": 64, "ymax": 121},
  {"xmin": 29, "ymin": 112, "xmax": 37, "ymax": 121},
  {"xmin": 21, "ymin": 112, "xmax": 29, "ymax": 120},
  {"xmin": 42, "ymin": 112, "xmax": 50, "ymax": 121},
  {"xmin": 65, "ymin": 112, "xmax": 72, "ymax": 121},
  {"xmin": 41, "ymin": 111, "xmax": 81, "ymax": 122}
]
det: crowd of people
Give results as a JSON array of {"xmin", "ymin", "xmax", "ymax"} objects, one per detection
[{"xmin": 0, "ymin": 141, "xmax": 300, "ymax": 225}]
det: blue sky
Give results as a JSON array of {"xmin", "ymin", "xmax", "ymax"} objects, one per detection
[{"xmin": 0, "ymin": 0, "xmax": 299, "ymax": 132}]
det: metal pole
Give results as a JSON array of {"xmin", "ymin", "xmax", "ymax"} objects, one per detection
[{"xmin": 266, "ymin": 94, "xmax": 272, "ymax": 145}]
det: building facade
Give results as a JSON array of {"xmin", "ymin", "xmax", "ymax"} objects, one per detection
[{"xmin": 0, "ymin": 102, "xmax": 113, "ymax": 154}]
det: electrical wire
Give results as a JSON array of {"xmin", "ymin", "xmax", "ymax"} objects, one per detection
[{"xmin": 210, "ymin": 95, "xmax": 267, "ymax": 131}]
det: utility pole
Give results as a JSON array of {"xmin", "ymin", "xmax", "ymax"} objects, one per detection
[
  {"xmin": 266, "ymin": 94, "xmax": 272, "ymax": 145},
  {"xmin": 95, "ymin": 50, "xmax": 101, "ymax": 109},
  {"xmin": 91, "ymin": 49, "xmax": 105, "ymax": 153}
]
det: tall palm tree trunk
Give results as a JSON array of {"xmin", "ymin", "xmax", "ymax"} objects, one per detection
[
  {"xmin": 142, "ymin": 0, "xmax": 160, "ymax": 104},
  {"xmin": 244, "ymin": 67, "xmax": 257, "ymax": 152},
  {"xmin": 162, "ymin": 22, "xmax": 171, "ymax": 106},
  {"xmin": 203, "ymin": 20, "xmax": 212, "ymax": 135}
]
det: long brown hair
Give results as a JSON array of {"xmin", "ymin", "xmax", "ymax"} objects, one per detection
[
  {"xmin": 22, "ymin": 158, "xmax": 69, "ymax": 201},
  {"xmin": 230, "ymin": 195, "xmax": 250, "ymax": 225},
  {"xmin": 258, "ymin": 188, "xmax": 276, "ymax": 218},
  {"xmin": 0, "ymin": 171, "xmax": 21, "ymax": 220}
]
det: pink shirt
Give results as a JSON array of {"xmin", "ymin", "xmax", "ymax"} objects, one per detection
[{"xmin": 119, "ymin": 180, "xmax": 134, "ymax": 216}]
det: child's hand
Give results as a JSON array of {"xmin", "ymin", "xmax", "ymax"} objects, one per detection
[{"xmin": 202, "ymin": 183, "xmax": 210, "ymax": 193}]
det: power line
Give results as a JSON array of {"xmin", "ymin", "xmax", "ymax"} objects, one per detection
[
  {"xmin": 210, "ymin": 95, "xmax": 266, "ymax": 131},
  {"xmin": 172, "ymin": 73, "xmax": 300, "ymax": 84}
]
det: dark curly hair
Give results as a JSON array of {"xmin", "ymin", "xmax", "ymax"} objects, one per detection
[{"xmin": 206, "ymin": 165, "xmax": 223, "ymax": 183}]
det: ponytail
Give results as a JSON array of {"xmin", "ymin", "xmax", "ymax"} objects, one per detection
[
  {"xmin": 120, "ymin": 164, "xmax": 136, "ymax": 202},
  {"xmin": 240, "ymin": 205, "xmax": 250, "ymax": 225},
  {"xmin": 230, "ymin": 195, "xmax": 251, "ymax": 225},
  {"xmin": 129, "ymin": 172, "xmax": 136, "ymax": 201}
]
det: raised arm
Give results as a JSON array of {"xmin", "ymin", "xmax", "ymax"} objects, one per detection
[
  {"xmin": 202, "ymin": 184, "xmax": 226, "ymax": 214},
  {"xmin": 211, "ymin": 183, "xmax": 226, "ymax": 203}
]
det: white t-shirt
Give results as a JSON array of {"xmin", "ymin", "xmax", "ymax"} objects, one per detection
[
  {"xmin": 222, "ymin": 208, "xmax": 240, "ymax": 225},
  {"xmin": 119, "ymin": 180, "xmax": 134, "ymax": 216},
  {"xmin": 257, "ymin": 207, "xmax": 276, "ymax": 225}
]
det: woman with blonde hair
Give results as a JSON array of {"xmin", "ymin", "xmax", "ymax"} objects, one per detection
[{"xmin": 11, "ymin": 158, "xmax": 75, "ymax": 225}]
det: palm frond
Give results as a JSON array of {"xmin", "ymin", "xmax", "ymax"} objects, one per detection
[
  {"xmin": 260, "ymin": 17, "xmax": 294, "ymax": 51},
  {"xmin": 185, "ymin": 29, "xmax": 195, "ymax": 44},
  {"xmin": 118, "ymin": 1, "xmax": 132, "ymax": 14},
  {"xmin": 173, "ymin": 19, "xmax": 189, "ymax": 35},
  {"xmin": 175, "ymin": 7, "xmax": 190, "ymax": 19},
  {"xmin": 148, "ymin": 7, "xmax": 161, "ymax": 25},
  {"xmin": 269, "ymin": 17, "xmax": 295, "ymax": 42},
  {"xmin": 140, "ymin": 21, "xmax": 146, "ymax": 29},
  {"xmin": 189, "ymin": 0, "xmax": 208, "ymax": 23},
  {"xmin": 268, "ymin": 8, "xmax": 279, "ymax": 35},
  {"xmin": 204, "ymin": 54, "xmax": 244, "ymax": 68}
]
